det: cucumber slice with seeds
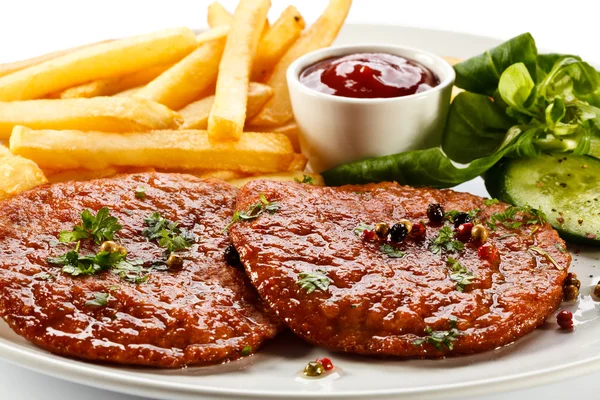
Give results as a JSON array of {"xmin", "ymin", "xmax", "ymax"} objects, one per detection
[{"xmin": 485, "ymin": 154, "xmax": 600, "ymax": 246}]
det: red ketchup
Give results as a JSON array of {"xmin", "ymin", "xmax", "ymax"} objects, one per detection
[{"xmin": 299, "ymin": 53, "xmax": 439, "ymax": 99}]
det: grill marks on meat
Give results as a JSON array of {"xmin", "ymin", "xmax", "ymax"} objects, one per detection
[
  {"xmin": 0, "ymin": 173, "xmax": 279, "ymax": 367},
  {"xmin": 230, "ymin": 181, "xmax": 571, "ymax": 357}
]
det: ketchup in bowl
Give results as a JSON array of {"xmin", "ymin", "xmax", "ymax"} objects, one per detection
[{"xmin": 299, "ymin": 53, "xmax": 439, "ymax": 99}]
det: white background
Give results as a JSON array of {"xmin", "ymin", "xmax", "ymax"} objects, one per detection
[{"xmin": 0, "ymin": 0, "xmax": 598, "ymax": 399}]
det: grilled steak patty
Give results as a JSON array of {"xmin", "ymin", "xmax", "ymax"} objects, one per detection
[
  {"xmin": 230, "ymin": 180, "xmax": 570, "ymax": 357},
  {"xmin": 0, "ymin": 173, "xmax": 279, "ymax": 367}
]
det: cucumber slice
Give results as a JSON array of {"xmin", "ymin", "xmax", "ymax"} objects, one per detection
[{"xmin": 485, "ymin": 154, "xmax": 600, "ymax": 246}]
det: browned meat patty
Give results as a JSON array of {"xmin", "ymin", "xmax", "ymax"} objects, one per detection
[
  {"xmin": 229, "ymin": 180, "xmax": 571, "ymax": 357},
  {"xmin": 0, "ymin": 173, "xmax": 279, "ymax": 368}
]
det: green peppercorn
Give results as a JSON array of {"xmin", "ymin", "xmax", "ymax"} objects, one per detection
[
  {"xmin": 564, "ymin": 273, "xmax": 581, "ymax": 290},
  {"xmin": 374, "ymin": 223, "xmax": 390, "ymax": 238},
  {"xmin": 118, "ymin": 245, "xmax": 128, "ymax": 256},
  {"xmin": 167, "ymin": 254, "xmax": 184, "ymax": 271},
  {"xmin": 303, "ymin": 361, "xmax": 325, "ymax": 377},
  {"xmin": 563, "ymin": 285, "xmax": 579, "ymax": 301},
  {"xmin": 471, "ymin": 224, "xmax": 489, "ymax": 243},
  {"xmin": 100, "ymin": 241, "xmax": 120, "ymax": 254}
]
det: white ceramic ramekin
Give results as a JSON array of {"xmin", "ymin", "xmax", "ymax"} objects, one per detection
[{"xmin": 287, "ymin": 44, "xmax": 455, "ymax": 173}]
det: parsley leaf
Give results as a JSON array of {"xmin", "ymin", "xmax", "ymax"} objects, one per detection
[
  {"xmin": 412, "ymin": 316, "xmax": 461, "ymax": 350},
  {"xmin": 48, "ymin": 242, "xmax": 127, "ymax": 277},
  {"xmin": 297, "ymin": 269, "xmax": 332, "ymax": 294},
  {"xmin": 447, "ymin": 257, "xmax": 475, "ymax": 292},
  {"xmin": 142, "ymin": 212, "xmax": 194, "ymax": 253},
  {"xmin": 529, "ymin": 246, "xmax": 563, "ymax": 270},
  {"xmin": 484, "ymin": 198, "xmax": 500, "ymax": 206},
  {"xmin": 487, "ymin": 205, "xmax": 547, "ymax": 231},
  {"xmin": 429, "ymin": 226, "xmax": 465, "ymax": 254},
  {"xmin": 225, "ymin": 193, "xmax": 280, "ymax": 231},
  {"xmin": 59, "ymin": 207, "xmax": 122, "ymax": 245},
  {"xmin": 444, "ymin": 209, "xmax": 480, "ymax": 224},
  {"xmin": 135, "ymin": 186, "xmax": 147, "ymax": 199},
  {"xmin": 353, "ymin": 222, "xmax": 374, "ymax": 236},
  {"xmin": 112, "ymin": 258, "xmax": 167, "ymax": 284},
  {"xmin": 86, "ymin": 292, "xmax": 110, "ymax": 307},
  {"xmin": 294, "ymin": 174, "xmax": 314, "ymax": 185},
  {"xmin": 380, "ymin": 244, "xmax": 405, "ymax": 258},
  {"xmin": 241, "ymin": 345, "xmax": 252, "ymax": 356},
  {"xmin": 33, "ymin": 272, "xmax": 55, "ymax": 281}
]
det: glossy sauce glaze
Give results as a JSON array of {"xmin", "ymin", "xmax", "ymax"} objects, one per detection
[
  {"xmin": 299, "ymin": 53, "xmax": 439, "ymax": 98},
  {"xmin": 0, "ymin": 173, "xmax": 280, "ymax": 367},
  {"xmin": 230, "ymin": 181, "xmax": 570, "ymax": 357}
]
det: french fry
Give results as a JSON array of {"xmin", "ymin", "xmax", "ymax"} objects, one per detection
[
  {"xmin": 0, "ymin": 40, "xmax": 112, "ymax": 79},
  {"xmin": 46, "ymin": 168, "xmax": 120, "ymax": 183},
  {"xmin": 207, "ymin": 2, "xmax": 233, "ymax": 27},
  {"xmin": 135, "ymin": 39, "xmax": 225, "ymax": 110},
  {"xmin": 196, "ymin": 25, "xmax": 230, "ymax": 44},
  {"xmin": 179, "ymin": 82, "xmax": 273, "ymax": 130},
  {"xmin": 287, "ymin": 153, "xmax": 308, "ymax": 171},
  {"xmin": 228, "ymin": 171, "xmax": 324, "ymax": 188},
  {"xmin": 250, "ymin": 0, "xmax": 352, "ymax": 127},
  {"xmin": 208, "ymin": 0, "xmax": 271, "ymax": 142},
  {"xmin": 114, "ymin": 87, "xmax": 142, "ymax": 97},
  {"xmin": 251, "ymin": 6, "xmax": 305, "ymax": 82},
  {"xmin": 0, "ymin": 28, "xmax": 198, "ymax": 101},
  {"xmin": 0, "ymin": 97, "xmax": 182, "ymax": 138},
  {"xmin": 10, "ymin": 127, "xmax": 295, "ymax": 173},
  {"xmin": 157, "ymin": 168, "xmax": 250, "ymax": 181},
  {"xmin": 248, "ymin": 120, "xmax": 300, "ymax": 152},
  {"xmin": 0, "ymin": 145, "xmax": 47, "ymax": 200},
  {"xmin": 53, "ymin": 64, "xmax": 171, "ymax": 99}
]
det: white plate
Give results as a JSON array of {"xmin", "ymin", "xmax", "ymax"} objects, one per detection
[{"xmin": 1, "ymin": 24, "xmax": 600, "ymax": 400}]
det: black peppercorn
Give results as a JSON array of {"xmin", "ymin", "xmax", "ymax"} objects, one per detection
[
  {"xmin": 453, "ymin": 212, "xmax": 472, "ymax": 228},
  {"xmin": 389, "ymin": 223, "xmax": 409, "ymax": 242},
  {"xmin": 427, "ymin": 204, "xmax": 444, "ymax": 223},
  {"xmin": 224, "ymin": 244, "xmax": 243, "ymax": 269}
]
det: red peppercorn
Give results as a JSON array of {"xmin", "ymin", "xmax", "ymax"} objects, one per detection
[
  {"xmin": 478, "ymin": 243, "xmax": 498, "ymax": 261},
  {"xmin": 456, "ymin": 222, "xmax": 474, "ymax": 241},
  {"xmin": 410, "ymin": 222, "xmax": 426, "ymax": 239},
  {"xmin": 316, "ymin": 357, "xmax": 334, "ymax": 371},
  {"xmin": 556, "ymin": 310, "xmax": 574, "ymax": 330},
  {"xmin": 362, "ymin": 230, "xmax": 377, "ymax": 241}
]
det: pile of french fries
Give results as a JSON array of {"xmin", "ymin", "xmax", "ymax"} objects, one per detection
[{"xmin": 0, "ymin": 0, "xmax": 352, "ymax": 200}]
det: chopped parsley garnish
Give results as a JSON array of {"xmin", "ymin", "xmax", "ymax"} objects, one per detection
[
  {"xmin": 86, "ymin": 292, "xmax": 110, "ymax": 307},
  {"xmin": 380, "ymin": 244, "xmax": 405, "ymax": 258},
  {"xmin": 484, "ymin": 198, "xmax": 500, "ymax": 206},
  {"xmin": 447, "ymin": 257, "xmax": 475, "ymax": 292},
  {"xmin": 429, "ymin": 226, "xmax": 465, "ymax": 254},
  {"xmin": 555, "ymin": 243, "xmax": 567, "ymax": 253},
  {"xmin": 48, "ymin": 241, "xmax": 127, "ymax": 277},
  {"xmin": 444, "ymin": 209, "xmax": 480, "ymax": 224},
  {"xmin": 135, "ymin": 186, "xmax": 147, "ymax": 199},
  {"xmin": 33, "ymin": 272, "xmax": 55, "ymax": 281},
  {"xmin": 412, "ymin": 316, "xmax": 461, "ymax": 350},
  {"xmin": 225, "ymin": 193, "xmax": 280, "ymax": 231},
  {"xmin": 59, "ymin": 207, "xmax": 122, "ymax": 245},
  {"xmin": 142, "ymin": 212, "xmax": 194, "ymax": 253},
  {"xmin": 487, "ymin": 205, "xmax": 547, "ymax": 231},
  {"xmin": 529, "ymin": 246, "xmax": 563, "ymax": 270},
  {"xmin": 241, "ymin": 345, "xmax": 252, "ymax": 356},
  {"xmin": 112, "ymin": 259, "xmax": 167, "ymax": 284},
  {"xmin": 294, "ymin": 174, "xmax": 314, "ymax": 185},
  {"xmin": 297, "ymin": 269, "xmax": 332, "ymax": 294},
  {"xmin": 353, "ymin": 222, "xmax": 374, "ymax": 236}
]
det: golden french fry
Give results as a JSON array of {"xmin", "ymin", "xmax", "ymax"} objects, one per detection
[
  {"xmin": 180, "ymin": 82, "xmax": 273, "ymax": 130},
  {"xmin": 207, "ymin": 2, "xmax": 233, "ymax": 27},
  {"xmin": 228, "ymin": 171, "xmax": 323, "ymax": 188},
  {"xmin": 114, "ymin": 87, "xmax": 142, "ymax": 97},
  {"xmin": 0, "ymin": 40, "xmax": 112, "ymax": 79},
  {"xmin": 10, "ymin": 127, "xmax": 294, "ymax": 173},
  {"xmin": 0, "ymin": 145, "xmax": 47, "ymax": 200},
  {"xmin": 287, "ymin": 153, "xmax": 308, "ymax": 171},
  {"xmin": 120, "ymin": 167, "xmax": 157, "ymax": 174},
  {"xmin": 135, "ymin": 39, "xmax": 225, "ymax": 110},
  {"xmin": 196, "ymin": 25, "xmax": 230, "ymax": 44},
  {"xmin": 0, "ymin": 28, "xmax": 198, "ymax": 101},
  {"xmin": 208, "ymin": 0, "xmax": 271, "ymax": 142},
  {"xmin": 0, "ymin": 97, "xmax": 182, "ymax": 139},
  {"xmin": 54, "ymin": 63, "xmax": 171, "ymax": 99},
  {"xmin": 157, "ymin": 168, "xmax": 250, "ymax": 181},
  {"xmin": 251, "ymin": 6, "xmax": 305, "ymax": 82},
  {"xmin": 248, "ymin": 120, "xmax": 300, "ymax": 152},
  {"xmin": 46, "ymin": 168, "xmax": 120, "ymax": 183},
  {"xmin": 250, "ymin": 0, "xmax": 352, "ymax": 127}
]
